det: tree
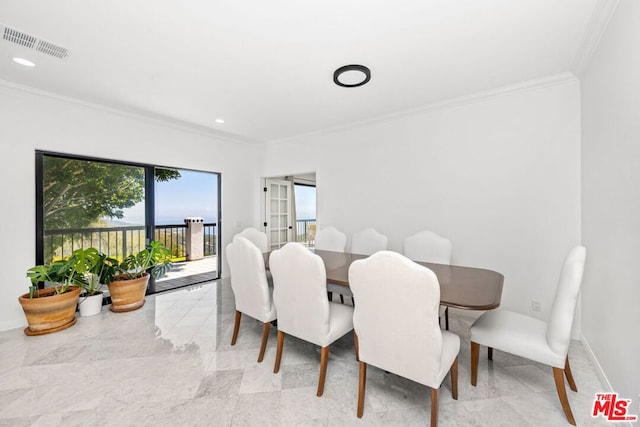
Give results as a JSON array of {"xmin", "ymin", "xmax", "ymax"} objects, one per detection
[{"xmin": 43, "ymin": 157, "xmax": 180, "ymax": 230}]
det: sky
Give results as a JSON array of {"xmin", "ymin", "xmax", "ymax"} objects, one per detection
[
  {"xmin": 118, "ymin": 169, "xmax": 218, "ymax": 225},
  {"xmin": 118, "ymin": 173, "xmax": 316, "ymax": 225},
  {"xmin": 294, "ymin": 184, "xmax": 316, "ymax": 220}
]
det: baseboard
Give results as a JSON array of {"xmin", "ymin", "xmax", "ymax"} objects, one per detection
[
  {"xmin": 0, "ymin": 318, "xmax": 25, "ymax": 333},
  {"xmin": 581, "ymin": 335, "xmax": 636, "ymax": 427},
  {"xmin": 581, "ymin": 334, "xmax": 614, "ymax": 392}
]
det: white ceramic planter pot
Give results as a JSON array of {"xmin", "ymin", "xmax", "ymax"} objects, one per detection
[{"xmin": 78, "ymin": 292, "xmax": 104, "ymax": 317}]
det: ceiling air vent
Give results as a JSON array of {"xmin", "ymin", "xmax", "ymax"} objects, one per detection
[
  {"xmin": 2, "ymin": 24, "xmax": 69, "ymax": 59},
  {"xmin": 3, "ymin": 26, "xmax": 37, "ymax": 48},
  {"xmin": 35, "ymin": 40, "xmax": 69, "ymax": 59}
]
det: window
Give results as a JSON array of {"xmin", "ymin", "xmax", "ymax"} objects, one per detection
[
  {"xmin": 36, "ymin": 152, "xmax": 221, "ymax": 293},
  {"xmin": 294, "ymin": 183, "xmax": 316, "ymax": 246}
]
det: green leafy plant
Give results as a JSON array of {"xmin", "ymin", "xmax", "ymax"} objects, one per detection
[
  {"xmin": 26, "ymin": 253, "xmax": 85, "ymax": 298},
  {"xmin": 116, "ymin": 240, "xmax": 173, "ymax": 281},
  {"xmin": 73, "ymin": 248, "xmax": 119, "ymax": 296},
  {"xmin": 26, "ymin": 248, "xmax": 119, "ymax": 298},
  {"xmin": 26, "ymin": 243, "xmax": 171, "ymax": 298}
]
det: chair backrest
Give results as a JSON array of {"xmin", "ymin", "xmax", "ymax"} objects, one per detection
[
  {"xmin": 235, "ymin": 227, "xmax": 268, "ymax": 253},
  {"xmin": 314, "ymin": 226, "xmax": 347, "ymax": 252},
  {"xmin": 349, "ymin": 251, "xmax": 443, "ymax": 387},
  {"xmin": 351, "ymin": 228, "xmax": 388, "ymax": 255},
  {"xmin": 269, "ymin": 242, "xmax": 331, "ymax": 346},
  {"xmin": 403, "ymin": 230, "xmax": 452, "ymax": 264},
  {"xmin": 545, "ymin": 246, "xmax": 586, "ymax": 357},
  {"xmin": 226, "ymin": 236, "xmax": 276, "ymax": 323}
]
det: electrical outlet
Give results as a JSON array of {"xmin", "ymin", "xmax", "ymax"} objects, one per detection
[{"xmin": 531, "ymin": 300, "xmax": 541, "ymax": 312}]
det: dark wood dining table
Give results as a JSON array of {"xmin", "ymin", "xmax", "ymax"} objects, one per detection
[{"xmin": 266, "ymin": 249, "xmax": 504, "ymax": 311}]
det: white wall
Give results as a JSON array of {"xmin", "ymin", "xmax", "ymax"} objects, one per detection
[
  {"xmin": 581, "ymin": 1, "xmax": 640, "ymax": 401},
  {"xmin": 264, "ymin": 78, "xmax": 582, "ymax": 323},
  {"xmin": 0, "ymin": 84, "xmax": 263, "ymax": 331}
]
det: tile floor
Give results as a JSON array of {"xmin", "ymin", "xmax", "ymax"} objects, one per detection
[{"xmin": 0, "ymin": 279, "xmax": 613, "ymax": 426}]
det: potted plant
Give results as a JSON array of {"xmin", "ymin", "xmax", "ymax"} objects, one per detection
[
  {"xmin": 21, "ymin": 252, "xmax": 88, "ymax": 336},
  {"xmin": 107, "ymin": 240, "xmax": 173, "ymax": 312},
  {"xmin": 74, "ymin": 248, "xmax": 118, "ymax": 317}
]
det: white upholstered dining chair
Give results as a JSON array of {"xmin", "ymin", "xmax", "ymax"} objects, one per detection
[
  {"xmin": 403, "ymin": 230, "xmax": 453, "ymax": 329},
  {"xmin": 234, "ymin": 227, "xmax": 268, "ymax": 252},
  {"xmin": 469, "ymin": 245, "xmax": 586, "ymax": 426},
  {"xmin": 349, "ymin": 251, "xmax": 459, "ymax": 426},
  {"xmin": 269, "ymin": 242, "xmax": 355, "ymax": 397},
  {"xmin": 314, "ymin": 226, "xmax": 347, "ymax": 252},
  {"xmin": 226, "ymin": 236, "xmax": 277, "ymax": 363},
  {"xmin": 314, "ymin": 226, "xmax": 351, "ymax": 304},
  {"xmin": 350, "ymin": 228, "xmax": 388, "ymax": 255},
  {"xmin": 234, "ymin": 227, "xmax": 273, "ymax": 285}
]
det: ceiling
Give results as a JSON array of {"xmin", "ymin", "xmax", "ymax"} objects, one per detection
[{"xmin": 0, "ymin": 0, "xmax": 606, "ymax": 143}]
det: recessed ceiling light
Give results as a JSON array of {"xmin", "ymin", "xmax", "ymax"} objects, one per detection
[
  {"xmin": 215, "ymin": 118, "xmax": 225, "ymax": 124},
  {"xmin": 13, "ymin": 57, "xmax": 35, "ymax": 67},
  {"xmin": 334, "ymin": 64, "xmax": 370, "ymax": 88}
]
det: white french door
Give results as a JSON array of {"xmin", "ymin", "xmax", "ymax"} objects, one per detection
[{"xmin": 265, "ymin": 179, "xmax": 293, "ymax": 249}]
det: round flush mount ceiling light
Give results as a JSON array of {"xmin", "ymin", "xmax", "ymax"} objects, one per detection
[
  {"xmin": 215, "ymin": 118, "xmax": 225, "ymax": 124},
  {"xmin": 333, "ymin": 64, "xmax": 370, "ymax": 88},
  {"xmin": 13, "ymin": 57, "xmax": 35, "ymax": 67}
]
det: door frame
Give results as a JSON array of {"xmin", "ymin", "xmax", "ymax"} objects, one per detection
[{"xmin": 261, "ymin": 172, "xmax": 316, "ymax": 248}]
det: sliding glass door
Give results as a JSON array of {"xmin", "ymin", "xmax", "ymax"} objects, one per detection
[
  {"xmin": 39, "ymin": 155, "xmax": 148, "ymax": 264},
  {"xmin": 153, "ymin": 168, "xmax": 219, "ymax": 291},
  {"xmin": 36, "ymin": 152, "xmax": 220, "ymax": 293}
]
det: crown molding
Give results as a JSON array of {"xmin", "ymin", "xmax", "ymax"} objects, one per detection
[
  {"xmin": 0, "ymin": 79, "xmax": 262, "ymax": 146},
  {"xmin": 268, "ymin": 72, "xmax": 579, "ymax": 146},
  {"xmin": 1, "ymin": 70, "xmax": 580, "ymax": 148},
  {"xmin": 572, "ymin": 0, "xmax": 620, "ymax": 77}
]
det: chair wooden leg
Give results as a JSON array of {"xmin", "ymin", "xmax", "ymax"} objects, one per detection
[
  {"xmin": 564, "ymin": 356, "xmax": 577, "ymax": 392},
  {"xmin": 328, "ymin": 291, "xmax": 333, "ymax": 301},
  {"xmin": 445, "ymin": 307, "xmax": 449, "ymax": 330},
  {"xmin": 354, "ymin": 331, "xmax": 360, "ymax": 362},
  {"xmin": 488, "ymin": 347, "xmax": 493, "ymax": 361},
  {"xmin": 471, "ymin": 341, "xmax": 479, "ymax": 386},
  {"xmin": 317, "ymin": 346, "xmax": 330, "ymax": 397},
  {"xmin": 231, "ymin": 310, "xmax": 241, "ymax": 345},
  {"xmin": 340, "ymin": 294, "xmax": 344, "ymax": 304},
  {"xmin": 357, "ymin": 361, "xmax": 367, "ymax": 418},
  {"xmin": 553, "ymin": 367, "xmax": 576, "ymax": 426},
  {"xmin": 430, "ymin": 388, "xmax": 439, "ymax": 427},
  {"xmin": 257, "ymin": 322, "xmax": 271, "ymax": 363},
  {"xmin": 273, "ymin": 330, "xmax": 285, "ymax": 374},
  {"xmin": 451, "ymin": 355, "xmax": 458, "ymax": 400}
]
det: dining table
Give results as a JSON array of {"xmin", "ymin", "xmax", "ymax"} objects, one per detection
[{"xmin": 266, "ymin": 249, "xmax": 504, "ymax": 311}]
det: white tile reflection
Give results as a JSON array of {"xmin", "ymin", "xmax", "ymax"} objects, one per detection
[{"xmin": 0, "ymin": 279, "xmax": 613, "ymax": 426}]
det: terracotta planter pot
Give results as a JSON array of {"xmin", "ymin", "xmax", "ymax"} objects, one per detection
[
  {"xmin": 107, "ymin": 273, "xmax": 150, "ymax": 312},
  {"xmin": 18, "ymin": 285, "xmax": 81, "ymax": 336}
]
